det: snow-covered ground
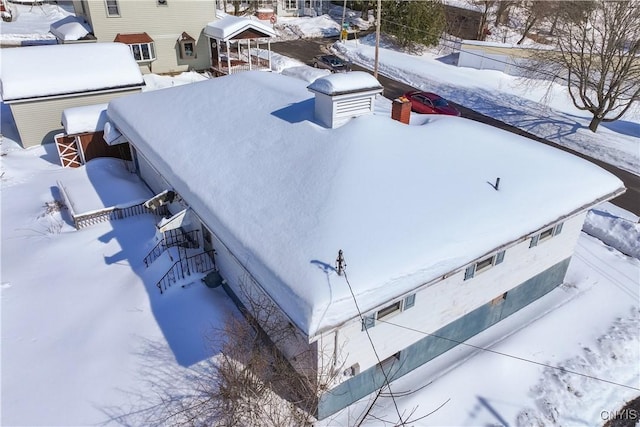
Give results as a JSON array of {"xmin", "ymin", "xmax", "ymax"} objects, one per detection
[
  {"xmin": 0, "ymin": 2, "xmax": 76, "ymax": 45},
  {"xmin": 1, "ymin": 5, "xmax": 639, "ymax": 427}
]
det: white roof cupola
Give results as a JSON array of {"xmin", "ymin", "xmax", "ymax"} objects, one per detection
[{"xmin": 307, "ymin": 71, "xmax": 383, "ymax": 128}]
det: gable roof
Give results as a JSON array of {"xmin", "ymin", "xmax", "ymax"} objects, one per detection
[
  {"xmin": 107, "ymin": 71, "xmax": 624, "ymax": 338},
  {"xmin": 0, "ymin": 43, "xmax": 144, "ymax": 102},
  {"xmin": 204, "ymin": 15, "xmax": 276, "ymax": 40}
]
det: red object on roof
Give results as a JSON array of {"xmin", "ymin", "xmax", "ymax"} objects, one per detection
[{"xmin": 114, "ymin": 32, "xmax": 154, "ymax": 44}]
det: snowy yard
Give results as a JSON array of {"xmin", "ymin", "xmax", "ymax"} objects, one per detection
[{"xmin": 1, "ymin": 4, "xmax": 639, "ymax": 426}]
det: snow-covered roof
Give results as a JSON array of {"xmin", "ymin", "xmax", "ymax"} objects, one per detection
[
  {"xmin": 0, "ymin": 43, "xmax": 144, "ymax": 102},
  {"xmin": 204, "ymin": 15, "xmax": 276, "ymax": 40},
  {"xmin": 307, "ymin": 71, "xmax": 383, "ymax": 95},
  {"xmin": 108, "ymin": 71, "xmax": 624, "ymax": 338},
  {"xmin": 61, "ymin": 103, "xmax": 108, "ymax": 135},
  {"xmin": 50, "ymin": 16, "xmax": 91, "ymax": 41}
]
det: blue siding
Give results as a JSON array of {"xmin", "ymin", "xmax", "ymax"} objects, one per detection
[{"xmin": 317, "ymin": 257, "xmax": 571, "ymax": 420}]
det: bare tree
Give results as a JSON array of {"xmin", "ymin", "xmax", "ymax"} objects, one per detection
[
  {"xmin": 474, "ymin": 0, "xmax": 495, "ymax": 40},
  {"xmin": 516, "ymin": 1, "xmax": 555, "ymax": 44},
  {"xmin": 494, "ymin": 0, "xmax": 515, "ymax": 26},
  {"xmin": 550, "ymin": 0, "xmax": 640, "ymax": 132}
]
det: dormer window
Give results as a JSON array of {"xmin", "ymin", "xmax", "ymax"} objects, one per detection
[
  {"xmin": 178, "ymin": 32, "xmax": 196, "ymax": 60},
  {"xmin": 115, "ymin": 33, "xmax": 156, "ymax": 63}
]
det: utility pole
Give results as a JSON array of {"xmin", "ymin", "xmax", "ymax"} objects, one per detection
[
  {"xmin": 341, "ymin": 0, "xmax": 347, "ymax": 32},
  {"xmin": 374, "ymin": 0, "xmax": 381, "ymax": 78}
]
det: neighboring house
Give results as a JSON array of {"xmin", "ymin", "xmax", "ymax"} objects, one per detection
[
  {"xmin": 0, "ymin": 42, "xmax": 144, "ymax": 148},
  {"xmin": 106, "ymin": 71, "xmax": 625, "ymax": 420},
  {"xmin": 204, "ymin": 14, "xmax": 276, "ymax": 76},
  {"xmin": 69, "ymin": 0, "xmax": 216, "ymax": 73},
  {"xmin": 220, "ymin": 0, "xmax": 328, "ymax": 19}
]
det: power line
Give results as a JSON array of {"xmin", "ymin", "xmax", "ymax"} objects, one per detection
[
  {"xmin": 338, "ymin": 252, "xmax": 406, "ymax": 425},
  {"xmin": 376, "ymin": 318, "xmax": 640, "ymax": 392}
]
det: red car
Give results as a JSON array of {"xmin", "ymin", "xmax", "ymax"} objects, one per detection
[{"xmin": 403, "ymin": 91, "xmax": 461, "ymax": 116}]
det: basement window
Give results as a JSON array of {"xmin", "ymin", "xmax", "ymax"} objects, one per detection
[
  {"xmin": 530, "ymin": 222, "xmax": 564, "ymax": 248},
  {"xmin": 464, "ymin": 250, "xmax": 506, "ymax": 280},
  {"xmin": 378, "ymin": 352, "xmax": 400, "ymax": 374}
]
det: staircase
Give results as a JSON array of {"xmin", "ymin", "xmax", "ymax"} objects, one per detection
[{"xmin": 143, "ymin": 228, "xmax": 217, "ymax": 294}]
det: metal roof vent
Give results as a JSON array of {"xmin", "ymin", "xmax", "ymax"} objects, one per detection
[{"xmin": 307, "ymin": 71, "xmax": 383, "ymax": 128}]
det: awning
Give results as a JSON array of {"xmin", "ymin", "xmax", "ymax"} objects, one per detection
[{"xmin": 114, "ymin": 32, "xmax": 154, "ymax": 44}]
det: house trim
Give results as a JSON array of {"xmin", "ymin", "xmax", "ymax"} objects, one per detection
[{"xmin": 3, "ymin": 84, "xmax": 146, "ymax": 105}]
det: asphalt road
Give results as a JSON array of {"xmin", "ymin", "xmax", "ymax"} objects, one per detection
[{"xmin": 271, "ymin": 39, "xmax": 639, "ymax": 215}]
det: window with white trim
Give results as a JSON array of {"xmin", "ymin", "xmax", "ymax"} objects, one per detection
[
  {"xmin": 361, "ymin": 294, "xmax": 416, "ymax": 330},
  {"xmin": 529, "ymin": 222, "xmax": 563, "ymax": 248},
  {"xmin": 129, "ymin": 42, "xmax": 156, "ymax": 62},
  {"xmin": 105, "ymin": 0, "xmax": 120, "ymax": 17},
  {"xmin": 464, "ymin": 250, "xmax": 506, "ymax": 281},
  {"xmin": 284, "ymin": 0, "xmax": 297, "ymax": 10}
]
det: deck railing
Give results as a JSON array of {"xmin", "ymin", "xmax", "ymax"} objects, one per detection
[
  {"xmin": 156, "ymin": 249, "xmax": 217, "ymax": 294},
  {"xmin": 73, "ymin": 202, "xmax": 168, "ymax": 229},
  {"xmin": 143, "ymin": 228, "xmax": 200, "ymax": 267}
]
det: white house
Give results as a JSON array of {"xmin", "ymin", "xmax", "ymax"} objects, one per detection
[
  {"xmin": 106, "ymin": 71, "xmax": 625, "ymax": 419},
  {"xmin": 0, "ymin": 42, "xmax": 144, "ymax": 148}
]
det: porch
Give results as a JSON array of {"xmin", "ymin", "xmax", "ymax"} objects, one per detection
[{"xmin": 205, "ymin": 15, "xmax": 276, "ymax": 77}]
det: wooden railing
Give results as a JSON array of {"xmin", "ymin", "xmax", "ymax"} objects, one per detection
[
  {"xmin": 143, "ymin": 228, "xmax": 200, "ymax": 267},
  {"xmin": 156, "ymin": 250, "xmax": 217, "ymax": 294},
  {"xmin": 74, "ymin": 202, "xmax": 168, "ymax": 229}
]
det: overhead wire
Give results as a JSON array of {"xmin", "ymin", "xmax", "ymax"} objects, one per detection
[{"xmin": 376, "ymin": 318, "xmax": 640, "ymax": 392}]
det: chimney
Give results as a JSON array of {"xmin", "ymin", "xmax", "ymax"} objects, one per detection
[
  {"xmin": 307, "ymin": 71, "xmax": 383, "ymax": 129},
  {"xmin": 391, "ymin": 96, "xmax": 411, "ymax": 124}
]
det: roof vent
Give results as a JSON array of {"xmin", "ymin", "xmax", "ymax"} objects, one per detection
[{"xmin": 307, "ymin": 71, "xmax": 383, "ymax": 128}]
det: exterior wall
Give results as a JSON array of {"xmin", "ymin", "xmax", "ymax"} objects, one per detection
[
  {"xmin": 136, "ymin": 150, "xmax": 172, "ymax": 195},
  {"xmin": 458, "ymin": 42, "xmax": 538, "ymax": 76},
  {"xmin": 82, "ymin": 0, "xmax": 214, "ymax": 73},
  {"xmin": 8, "ymin": 88, "xmax": 141, "ymax": 148},
  {"xmin": 313, "ymin": 212, "xmax": 587, "ymax": 418},
  {"xmin": 316, "ymin": 256, "xmax": 572, "ymax": 419}
]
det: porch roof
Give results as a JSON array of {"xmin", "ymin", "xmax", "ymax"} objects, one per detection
[{"xmin": 204, "ymin": 15, "xmax": 276, "ymax": 41}]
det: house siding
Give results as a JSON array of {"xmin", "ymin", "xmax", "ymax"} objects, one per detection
[
  {"xmin": 326, "ymin": 213, "xmax": 585, "ymax": 377},
  {"xmin": 81, "ymin": 0, "xmax": 214, "ymax": 73},
  {"xmin": 316, "ymin": 256, "xmax": 572, "ymax": 419},
  {"xmin": 8, "ymin": 89, "xmax": 141, "ymax": 148}
]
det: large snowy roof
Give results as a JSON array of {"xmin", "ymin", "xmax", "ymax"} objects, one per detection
[
  {"xmin": 204, "ymin": 15, "xmax": 276, "ymax": 40},
  {"xmin": 0, "ymin": 43, "xmax": 144, "ymax": 101},
  {"xmin": 108, "ymin": 71, "xmax": 624, "ymax": 338}
]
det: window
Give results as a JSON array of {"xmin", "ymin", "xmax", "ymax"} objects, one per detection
[
  {"xmin": 529, "ymin": 222, "xmax": 564, "ymax": 248},
  {"xmin": 491, "ymin": 292, "xmax": 507, "ymax": 305},
  {"xmin": 378, "ymin": 352, "xmax": 400, "ymax": 373},
  {"xmin": 115, "ymin": 33, "xmax": 156, "ymax": 62},
  {"xmin": 284, "ymin": 0, "xmax": 297, "ymax": 9},
  {"xmin": 464, "ymin": 250, "xmax": 506, "ymax": 280},
  {"xmin": 377, "ymin": 301, "xmax": 401, "ymax": 320},
  {"xmin": 105, "ymin": 0, "xmax": 120, "ymax": 17},
  {"xmin": 404, "ymin": 294, "xmax": 416, "ymax": 309},
  {"xmin": 361, "ymin": 294, "xmax": 416, "ymax": 331},
  {"xmin": 178, "ymin": 32, "xmax": 197, "ymax": 60}
]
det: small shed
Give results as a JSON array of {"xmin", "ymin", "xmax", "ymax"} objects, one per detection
[
  {"xmin": 0, "ymin": 42, "xmax": 144, "ymax": 148},
  {"xmin": 204, "ymin": 15, "xmax": 276, "ymax": 76},
  {"xmin": 56, "ymin": 103, "xmax": 131, "ymax": 168}
]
